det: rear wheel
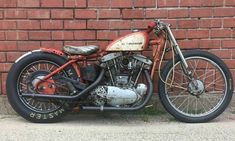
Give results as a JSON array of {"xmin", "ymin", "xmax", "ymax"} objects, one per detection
[
  {"xmin": 7, "ymin": 52, "xmax": 77, "ymax": 123},
  {"xmin": 158, "ymin": 50, "xmax": 233, "ymax": 123}
]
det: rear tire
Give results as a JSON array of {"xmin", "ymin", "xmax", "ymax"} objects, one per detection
[
  {"xmin": 7, "ymin": 52, "xmax": 78, "ymax": 123},
  {"xmin": 158, "ymin": 50, "xmax": 233, "ymax": 123}
]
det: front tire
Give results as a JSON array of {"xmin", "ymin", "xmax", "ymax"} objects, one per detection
[
  {"xmin": 158, "ymin": 50, "xmax": 233, "ymax": 123},
  {"xmin": 7, "ymin": 52, "xmax": 77, "ymax": 123}
]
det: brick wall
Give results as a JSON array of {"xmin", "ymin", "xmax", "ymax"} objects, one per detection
[{"xmin": 0, "ymin": 0, "xmax": 234, "ymax": 94}]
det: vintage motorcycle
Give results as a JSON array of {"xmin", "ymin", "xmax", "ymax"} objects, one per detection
[{"xmin": 7, "ymin": 20, "xmax": 233, "ymax": 123}]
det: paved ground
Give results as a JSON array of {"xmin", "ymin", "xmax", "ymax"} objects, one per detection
[{"xmin": 0, "ymin": 112, "xmax": 235, "ymax": 141}]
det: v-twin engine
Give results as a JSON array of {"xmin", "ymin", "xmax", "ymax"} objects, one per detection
[{"xmin": 91, "ymin": 84, "xmax": 147, "ymax": 106}]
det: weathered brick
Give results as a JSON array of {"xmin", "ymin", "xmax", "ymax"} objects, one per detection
[
  {"xmin": 168, "ymin": 9, "xmax": 189, "ymax": 18},
  {"xmin": 27, "ymin": 9, "xmax": 50, "ymax": 19},
  {"xmin": 0, "ymin": 0, "xmax": 17, "ymax": 7},
  {"xmin": 199, "ymin": 19, "xmax": 222, "ymax": 28},
  {"xmin": 28, "ymin": 31, "xmax": 51, "ymax": 40},
  {"xmin": 191, "ymin": 8, "xmax": 212, "ymax": 18},
  {"xmin": 146, "ymin": 9, "xmax": 168, "ymax": 18},
  {"xmin": 18, "ymin": 41, "xmax": 41, "ymax": 51},
  {"xmin": 74, "ymin": 30, "xmax": 96, "ymax": 40},
  {"xmin": 158, "ymin": 0, "xmax": 179, "ymax": 7},
  {"xmin": 17, "ymin": 20, "xmax": 40, "ymax": 29},
  {"xmin": 51, "ymin": 9, "xmax": 73, "ymax": 19},
  {"xmin": 99, "ymin": 9, "xmax": 121, "ymax": 19},
  {"xmin": 88, "ymin": 0, "xmax": 110, "ymax": 8},
  {"xmin": 17, "ymin": 0, "xmax": 40, "ymax": 7},
  {"xmin": 222, "ymin": 40, "xmax": 235, "ymax": 48},
  {"xmin": 52, "ymin": 31, "xmax": 74, "ymax": 40},
  {"xmin": 223, "ymin": 18, "xmax": 235, "ymax": 28},
  {"xmin": 134, "ymin": 0, "xmax": 156, "ymax": 7},
  {"xmin": 122, "ymin": 9, "xmax": 145, "ymax": 19},
  {"xmin": 41, "ymin": 20, "xmax": 63, "ymax": 29},
  {"xmin": 97, "ymin": 30, "xmax": 118, "ymax": 40},
  {"xmin": 75, "ymin": 9, "xmax": 97, "ymax": 19},
  {"xmin": 64, "ymin": 0, "xmax": 86, "ymax": 8},
  {"xmin": 199, "ymin": 40, "xmax": 221, "ymax": 49},
  {"xmin": 5, "ymin": 31, "xmax": 28, "ymax": 40},
  {"xmin": 64, "ymin": 20, "xmax": 86, "ymax": 29},
  {"xmin": 187, "ymin": 30, "xmax": 209, "ymax": 39},
  {"xmin": 4, "ymin": 9, "xmax": 27, "ymax": 19},
  {"xmin": 225, "ymin": 0, "xmax": 235, "ymax": 6},
  {"xmin": 0, "ymin": 21, "xmax": 16, "ymax": 29},
  {"xmin": 41, "ymin": 0, "xmax": 63, "ymax": 7},
  {"xmin": 109, "ymin": 21, "xmax": 132, "ymax": 29},
  {"xmin": 180, "ymin": 0, "xmax": 201, "ymax": 7},
  {"xmin": 0, "ymin": 41, "xmax": 17, "ymax": 51},
  {"xmin": 110, "ymin": 0, "xmax": 132, "ymax": 8},
  {"xmin": 178, "ymin": 20, "xmax": 199, "ymax": 29},
  {"xmin": 214, "ymin": 8, "xmax": 235, "ymax": 17},
  {"xmin": 211, "ymin": 29, "xmax": 232, "ymax": 38},
  {"xmin": 7, "ymin": 52, "xmax": 25, "ymax": 62},
  {"xmin": 87, "ymin": 20, "xmax": 109, "ymax": 29}
]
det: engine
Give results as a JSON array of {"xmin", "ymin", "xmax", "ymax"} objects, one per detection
[{"xmin": 90, "ymin": 52, "xmax": 152, "ymax": 107}]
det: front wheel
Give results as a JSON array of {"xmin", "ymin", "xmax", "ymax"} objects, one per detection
[{"xmin": 158, "ymin": 50, "xmax": 233, "ymax": 123}]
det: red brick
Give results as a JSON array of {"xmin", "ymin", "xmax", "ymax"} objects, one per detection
[
  {"xmin": 178, "ymin": 40, "xmax": 199, "ymax": 49},
  {"xmin": 0, "ymin": 41, "xmax": 17, "ymax": 51},
  {"xmin": 110, "ymin": 0, "xmax": 132, "ymax": 8},
  {"xmin": 4, "ymin": 9, "xmax": 27, "ymax": 19},
  {"xmin": 87, "ymin": 20, "xmax": 109, "ymax": 29},
  {"xmin": 163, "ymin": 19, "xmax": 177, "ymax": 28},
  {"xmin": 122, "ymin": 9, "xmax": 144, "ymax": 19},
  {"xmin": 41, "ymin": 20, "xmax": 63, "ymax": 29},
  {"xmin": 180, "ymin": 0, "xmax": 201, "ymax": 7},
  {"xmin": 0, "ymin": 0, "xmax": 17, "ymax": 7},
  {"xmin": 0, "ymin": 11, "xmax": 3, "ymax": 19},
  {"xmin": 222, "ymin": 40, "xmax": 235, "ymax": 48},
  {"xmin": 99, "ymin": 9, "xmax": 120, "ymax": 19},
  {"xmin": 191, "ymin": 8, "xmax": 212, "ymax": 18},
  {"xmin": 17, "ymin": 0, "xmax": 40, "ymax": 7},
  {"xmin": 18, "ymin": 41, "xmax": 41, "ymax": 51},
  {"xmin": 27, "ymin": 9, "xmax": 50, "ymax": 19},
  {"xmin": 17, "ymin": 20, "xmax": 40, "ymax": 29},
  {"xmin": 5, "ymin": 31, "xmax": 28, "ymax": 40},
  {"xmin": 1, "ymin": 73, "xmax": 7, "ymax": 94},
  {"xmin": 211, "ymin": 29, "xmax": 232, "ymax": 38},
  {"xmin": 41, "ymin": 0, "xmax": 63, "ymax": 7},
  {"xmin": 225, "ymin": 0, "xmax": 235, "ymax": 6},
  {"xmin": 201, "ymin": 0, "xmax": 224, "ymax": 6},
  {"xmin": 0, "ymin": 63, "xmax": 12, "ymax": 72},
  {"xmin": 0, "ymin": 21, "xmax": 16, "ymax": 29},
  {"xmin": 223, "ymin": 18, "xmax": 235, "ymax": 28},
  {"xmin": 88, "ymin": 0, "xmax": 110, "ymax": 8},
  {"xmin": 52, "ymin": 31, "xmax": 74, "ymax": 40},
  {"xmin": 199, "ymin": 19, "xmax": 222, "ymax": 28},
  {"xmin": 51, "ymin": 9, "xmax": 73, "ymax": 19},
  {"xmin": 187, "ymin": 30, "xmax": 209, "ymax": 39},
  {"xmin": 7, "ymin": 52, "xmax": 25, "ymax": 62},
  {"xmin": 172, "ymin": 30, "xmax": 187, "ymax": 39},
  {"xmin": 74, "ymin": 30, "xmax": 96, "ymax": 40},
  {"xmin": 41, "ymin": 41, "xmax": 63, "ymax": 50},
  {"xmin": 64, "ymin": 0, "xmax": 86, "ymax": 7},
  {"xmin": 28, "ymin": 31, "xmax": 51, "ymax": 40},
  {"xmin": 134, "ymin": 0, "xmax": 156, "ymax": 7},
  {"xmin": 224, "ymin": 60, "xmax": 235, "ymax": 69},
  {"xmin": 168, "ymin": 9, "xmax": 189, "ymax": 18},
  {"xmin": 178, "ymin": 20, "xmax": 199, "ymax": 29},
  {"xmin": 64, "ymin": 20, "xmax": 86, "ymax": 29},
  {"xmin": 211, "ymin": 49, "xmax": 231, "ymax": 59},
  {"xmin": 109, "ymin": 21, "xmax": 132, "ymax": 29},
  {"xmin": 97, "ymin": 30, "xmax": 118, "ymax": 40},
  {"xmin": 199, "ymin": 40, "xmax": 221, "ymax": 49},
  {"xmin": 64, "ymin": 41, "xmax": 85, "ymax": 46},
  {"xmin": 146, "ymin": 9, "xmax": 168, "ymax": 18},
  {"xmin": 132, "ymin": 20, "xmax": 152, "ymax": 29},
  {"xmin": 214, "ymin": 8, "xmax": 235, "ymax": 17},
  {"xmin": 0, "ymin": 32, "xmax": 5, "ymax": 40},
  {"xmin": 0, "ymin": 52, "xmax": 6, "ymax": 62},
  {"xmin": 158, "ymin": 0, "xmax": 179, "ymax": 7},
  {"xmin": 75, "ymin": 9, "xmax": 97, "ymax": 19}
]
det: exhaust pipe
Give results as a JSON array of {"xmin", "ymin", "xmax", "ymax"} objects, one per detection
[{"xmin": 21, "ymin": 69, "xmax": 105, "ymax": 100}]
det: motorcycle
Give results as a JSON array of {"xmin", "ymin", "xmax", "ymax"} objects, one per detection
[{"xmin": 6, "ymin": 20, "xmax": 233, "ymax": 123}]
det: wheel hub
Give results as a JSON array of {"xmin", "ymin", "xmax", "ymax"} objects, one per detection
[
  {"xmin": 31, "ymin": 71, "xmax": 56, "ymax": 95},
  {"xmin": 188, "ymin": 80, "xmax": 205, "ymax": 96}
]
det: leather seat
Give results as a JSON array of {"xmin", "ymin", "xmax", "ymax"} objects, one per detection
[{"xmin": 63, "ymin": 45, "xmax": 99, "ymax": 55}]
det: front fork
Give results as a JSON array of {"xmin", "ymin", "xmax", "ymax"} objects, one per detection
[{"xmin": 165, "ymin": 26, "xmax": 194, "ymax": 81}]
